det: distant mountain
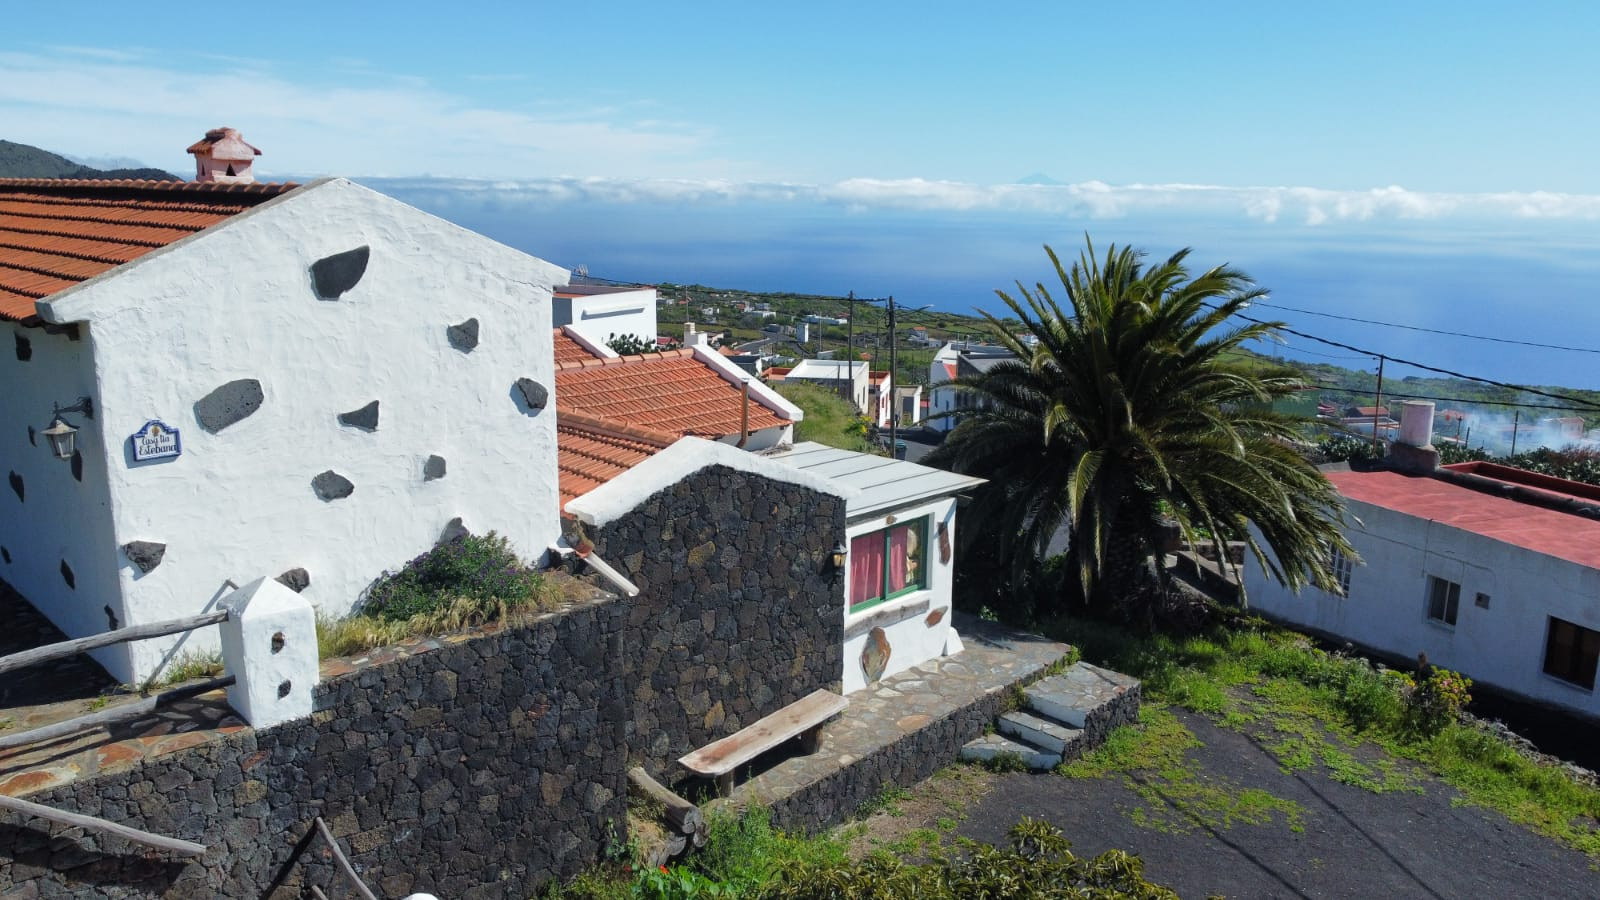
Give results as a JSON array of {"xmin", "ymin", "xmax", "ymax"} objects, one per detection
[
  {"xmin": 0, "ymin": 139, "xmax": 179, "ymax": 181},
  {"xmin": 1015, "ymin": 173, "xmax": 1064, "ymax": 186}
]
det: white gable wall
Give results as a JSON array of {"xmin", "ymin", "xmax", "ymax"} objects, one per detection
[
  {"xmin": 38, "ymin": 178, "xmax": 568, "ymax": 681},
  {"xmin": 1, "ymin": 325, "xmax": 132, "ymax": 673},
  {"xmin": 554, "ymin": 287, "xmax": 657, "ymax": 349},
  {"xmin": 1244, "ymin": 499, "xmax": 1600, "ymax": 721},
  {"xmin": 842, "ymin": 496, "xmax": 959, "ymax": 694}
]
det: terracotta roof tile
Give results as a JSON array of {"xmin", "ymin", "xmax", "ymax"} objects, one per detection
[
  {"xmin": 553, "ymin": 328, "xmax": 601, "ymax": 366},
  {"xmin": 556, "ymin": 351, "xmax": 788, "ymax": 439},
  {"xmin": 556, "ymin": 413, "xmax": 676, "ymax": 508},
  {"xmin": 0, "ymin": 178, "xmax": 299, "ymax": 323}
]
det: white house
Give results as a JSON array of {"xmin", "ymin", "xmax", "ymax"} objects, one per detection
[
  {"xmin": 552, "ymin": 283, "xmax": 658, "ymax": 350},
  {"xmin": 2, "ymin": 166, "xmax": 568, "ymax": 682},
  {"xmin": 926, "ymin": 341, "xmax": 1016, "ymax": 433},
  {"xmin": 1244, "ymin": 402, "xmax": 1600, "ymax": 721},
  {"xmin": 866, "ymin": 370, "xmax": 894, "ymax": 428},
  {"xmin": 768, "ymin": 442, "xmax": 985, "ymax": 692},
  {"xmin": 895, "ymin": 385, "xmax": 924, "ymax": 428},
  {"xmin": 781, "ymin": 359, "xmax": 870, "ymax": 413}
]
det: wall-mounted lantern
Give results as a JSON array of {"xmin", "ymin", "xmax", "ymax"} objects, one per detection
[
  {"xmin": 42, "ymin": 397, "xmax": 93, "ymax": 461},
  {"xmin": 831, "ymin": 542, "xmax": 848, "ymax": 571}
]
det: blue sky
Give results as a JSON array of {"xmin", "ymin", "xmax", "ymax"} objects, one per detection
[
  {"xmin": 6, "ymin": 2, "xmax": 1600, "ymax": 388},
  {"xmin": 5, "ymin": 1, "xmax": 1599, "ymax": 190}
]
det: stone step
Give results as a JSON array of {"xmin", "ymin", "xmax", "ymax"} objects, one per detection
[
  {"xmin": 997, "ymin": 710, "xmax": 1083, "ymax": 757},
  {"xmin": 960, "ymin": 733, "xmax": 1061, "ymax": 771},
  {"xmin": 1024, "ymin": 662, "xmax": 1141, "ymax": 744}
]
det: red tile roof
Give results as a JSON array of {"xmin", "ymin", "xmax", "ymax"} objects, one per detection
[
  {"xmin": 557, "ymin": 413, "xmax": 675, "ymax": 507},
  {"xmin": 1328, "ymin": 467, "xmax": 1600, "ymax": 569},
  {"xmin": 556, "ymin": 349, "xmax": 788, "ymax": 439},
  {"xmin": 553, "ymin": 328, "xmax": 599, "ymax": 366},
  {"xmin": 0, "ymin": 178, "xmax": 298, "ymax": 323}
]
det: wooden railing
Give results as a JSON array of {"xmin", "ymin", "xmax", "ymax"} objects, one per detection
[{"xmin": 0, "ymin": 607, "xmax": 235, "ymax": 857}]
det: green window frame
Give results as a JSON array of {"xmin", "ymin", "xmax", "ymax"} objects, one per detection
[{"xmin": 848, "ymin": 517, "xmax": 929, "ymax": 613}]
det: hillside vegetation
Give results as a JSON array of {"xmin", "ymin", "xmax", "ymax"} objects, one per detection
[{"xmin": 0, "ymin": 139, "xmax": 178, "ymax": 181}]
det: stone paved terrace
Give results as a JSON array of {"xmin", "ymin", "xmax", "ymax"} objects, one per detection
[{"xmin": 709, "ymin": 613, "xmax": 1074, "ymax": 832}]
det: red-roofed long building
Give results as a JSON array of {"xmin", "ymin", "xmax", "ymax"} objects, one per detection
[
  {"xmin": 1245, "ymin": 402, "xmax": 1600, "ymax": 721},
  {"xmin": 1, "ymin": 163, "xmax": 571, "ymax": 682}
]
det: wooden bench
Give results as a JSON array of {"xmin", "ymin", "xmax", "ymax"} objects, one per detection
[{"xmin": 678, "ymin": 689, "xmax": 848, "ymax": 796}]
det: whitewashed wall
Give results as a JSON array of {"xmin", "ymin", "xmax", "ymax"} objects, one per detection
[
  {"xmin": 0, "ymin": 325, "xmax": 132, "ymax": 675},
  {"xmin": 555, "ymin": 288, "xmax": 657, "ymax": 348},
  {"xmin": 37, "ymin": 178, "xmax": 568, "ymax": 681},
  {"xmin": 1244, "ymin": 501, "xmax": 1600, "ymax": 720},
  {"xmin": 842, "ymin": 495, "xmax": 959, "ymax": 694}
]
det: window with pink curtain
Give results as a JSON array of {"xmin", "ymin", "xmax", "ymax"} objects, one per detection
[
  {"xmin": 850, "ymin": 532, "xmax": 886, "ymax": 610},
  {"xmin": 849, "ymin": 519, "xmax": 927, "ymax": 612}
]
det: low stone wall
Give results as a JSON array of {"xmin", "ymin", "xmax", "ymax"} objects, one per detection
[
  {"xmin": 585, "ymin": 465, "xmax": 846, "ymax": 775},
  {"xmin": 765, "ymin": 683, "xmax": 1010, "ymax": 832},
  {"xmin": 1, "ymin": 595, "xmax": 628, "ymax": 898}
]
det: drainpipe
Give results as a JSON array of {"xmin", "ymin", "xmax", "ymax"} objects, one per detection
[
  {"xmin": 551, "ymin": 538, "xmax": 639, "ymax": 597},
  {"xmin": 736, "ymin": 379, "xmax": 751, "ymax": 448}
]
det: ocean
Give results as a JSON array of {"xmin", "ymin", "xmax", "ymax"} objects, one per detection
[{"xmin": 366, "ymin": 179, "xmax": 1600, "ymax": 392}]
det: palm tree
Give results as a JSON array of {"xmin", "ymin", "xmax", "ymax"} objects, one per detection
[{"xmin": 926, "ymin": 239, "xmax": 1352, "ymax": 621}]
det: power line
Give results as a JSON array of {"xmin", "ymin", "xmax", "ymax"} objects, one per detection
[
  {"xmin": 1219, "ymin": 307, "xmax": 1600, "ymax": 414},
  {"xmin": 1253, "ymin": 301, "xmax": 1600, "ymax": 355},
  {"xmin": 1320, "ymin": 388, "xmax": 1594, "ymax": 414}
]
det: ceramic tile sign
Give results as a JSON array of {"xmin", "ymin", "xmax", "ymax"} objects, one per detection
[{"xmin": 130, "ymin": 419, "xmax": 182, "ymax": 462}]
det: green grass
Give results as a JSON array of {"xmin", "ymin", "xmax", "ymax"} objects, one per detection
[
  {"xmin": 1046, "ymin": 612, "xmax": 1600, "ymax": 855},
  {"xmin": 1060, "ymin": 705, "xmax": 1306, "ymax": 835},
  {"xmin": 772, "ymin": 381, "xmax": 878, "ymax": 453}
]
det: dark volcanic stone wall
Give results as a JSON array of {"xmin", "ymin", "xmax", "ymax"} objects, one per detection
[
  {"xmin": 587, "ymin": 464, "xmax": 845, "ymax": 774},
  {"xmin": 0, "ymin": 595, "xmax": 627, "ymax": 899}
]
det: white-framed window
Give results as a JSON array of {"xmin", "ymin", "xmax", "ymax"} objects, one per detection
[
  {"xmin": 1543, "ymin": 617, "xmax": 1600, "ymax": 690},
  {"xmin": 1425, "ymin": 575, "xmax": 1460, "ymax": 626},
  {"xmin": 848, "ymin": 517, "xmax": 928, "ymax": 613},
  {"xmin": 1328, "ymin": 544, "xmax": 1353, "ymax": 597}
]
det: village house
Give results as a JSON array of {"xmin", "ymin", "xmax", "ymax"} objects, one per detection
[
  {"xmin": 927, "ymin": 340, "xmax": 1016, "ymax": 433},
  {"xmin": 551, "ymin": 282, "xmax": 658, "ymax": 349},
  {"xmin": 769, "ymin": 358, "xmax": 870, "ymax": 412},
  {"xmin": 0, "ymin": 134, "xmax": 570, "ymax": 683},
  {"xmin": 865, "ymin": 369, "xmax": 894, "ymax": 428},
  {"xmin": 1245, "ymin": 401, "xmax": 1600, "ymax": 721}
]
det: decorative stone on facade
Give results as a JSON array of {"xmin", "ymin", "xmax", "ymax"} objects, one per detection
[
  {"xmin": 193, "ymin": 378, "xmax": 264, "ymax": 434},
  {"xmin": 275, "ymin": 567, "xmax": 311, "ymax": 593},
  {"xmin": 515, "ymin": 377, "xmax": 549, "ymax": 412},
  {"xmin": 8, "ymin": 470, "xmax": 21, "ymax": 502},
  {"xmin": 423, "ymin": 455, "xmax": 447, "ymax": 481},
  {"xmin": 310, "ymin": 245, "xmax": 371, "ymax": 300},
  {"xmin": 311, "ymin": 471, "xmax": 355, "ymax": 501},
  {"xmin": 446, "ymin": 318, "xmax": 479, "ymax": 352},
  {"xmin": 584, "ymin": 464, "xmax": 846, "ymax": 774},
  {"xmin": 437, "ymin": 517, "xmax": 469, "ymax": 545},
  {"xmin": 861, "ymin": 627, "xmax": 891, "ymax": 683},
  {"xmin": 58, "ymin": 560, "xmax": 74, "ymax": 589},
  {"xmin": 0, "ymin": 594, "xmax": 628, "ymax": 897},
  {"xmin": 337, "ymin": 400, "xmax": 380, "ymax": 431},
  {"xmin": 14, "ymin": 332, "xmax": 29, "ymax": 361},
  {"xmin": 121, "ymin": 541, "xmax": 166, "ymax": 575}
]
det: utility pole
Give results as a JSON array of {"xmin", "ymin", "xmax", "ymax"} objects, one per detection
[
  {"xmin": 843, "ymin": 291, "xmax": 855, "ymax": 405},
  {"xmin": 1371, "ymin": 354, "xmax": 1385, "ymax": 456},
  {"xmin": 1510, "ymin": 410, "xmax": 1520, "ymax": 456},
  {"xmin": 888, "ymin": 295, "xmax": 899, "ymax": 459}
]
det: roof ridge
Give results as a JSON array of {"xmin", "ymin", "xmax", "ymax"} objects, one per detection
[
  {"xmin": 0, "ymin": 178, "xmax": 300, "ymax": 194},
  {"xmin": 558, "ymin": 411, "xmax": 678, "ymax": 447}
]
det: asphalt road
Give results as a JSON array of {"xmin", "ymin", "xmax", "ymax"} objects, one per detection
[{"xmin": 955, "ymin": 711, "xmax": 1599, "ymax": 899}]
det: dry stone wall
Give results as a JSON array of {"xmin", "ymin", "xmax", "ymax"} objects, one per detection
[
  {"xmin": 1, "ymin": 595, "xmax": 627, "ymax": 899},
  {"xmin": 585, "ymin": 464, "xmax": 846, "ymax": 776}
]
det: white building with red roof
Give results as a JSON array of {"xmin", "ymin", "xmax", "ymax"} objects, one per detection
[
  {"xmin": 1245, "ymin": 401, "xmax": 1600, "ymax": 720},
  {"xmin": 1, "ymin": 132, "xmax": 569, "ymax": 681}
]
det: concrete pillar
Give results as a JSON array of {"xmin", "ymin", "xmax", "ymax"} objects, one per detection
[{"xmin": 218, "ymin": 577, "xmax": 318, "ymax": 729}]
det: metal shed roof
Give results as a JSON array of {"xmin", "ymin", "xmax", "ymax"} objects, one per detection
[{"xmin": 766, "ymin": 441, "xmax": 986, "ymax": 519}]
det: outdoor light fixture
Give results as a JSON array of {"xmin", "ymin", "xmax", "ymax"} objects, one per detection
[
  {"xmin": 42, "ymin": 397, "xmax": 93, "ymax": 461},
  {"xmin": 831, "ymin": 543, "xmax": 848, "ymax": 570}
]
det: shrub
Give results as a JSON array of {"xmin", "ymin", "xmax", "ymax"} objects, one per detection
[
  {"xmin": 363, "ymin": 531, "xmax": 544, "ymax": 623},
  {"xmin": 1406, "ymin": 667, "xmax": 1473, "ymax": 737}
]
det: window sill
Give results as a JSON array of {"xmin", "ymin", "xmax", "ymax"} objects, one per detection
[
  {"xmin": 1539, "ymin": 672, "xmax": 1596, "ymax": 694},
  {"xmin": 845, "ymin": 592, "xmax": 933, "ymax": 640}
]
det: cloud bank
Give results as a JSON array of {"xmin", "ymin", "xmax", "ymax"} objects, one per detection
[{"xmin": 370, "ymin": 175, "xmax": 1600, "ymax": 226}]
